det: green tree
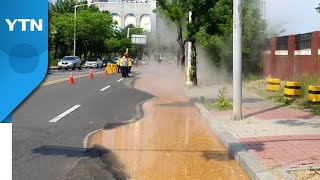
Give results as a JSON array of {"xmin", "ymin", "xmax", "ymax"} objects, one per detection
[
  {"xmin": 105, "ymin": 37, "xmax": 120, "ymax": 57},
  {"xmin": 76, "ymin": 10, "xmax": 114, "ymax": 58},
  {"xmin": 195, "ymin": 0, "xmax": 267, "ymax": 75},
  {"xmin": 51, "ymin": 13, "xmax": 74, "ymax": 59},
  {"xmin": 52, "ymin": 0, "xmax": 76, "ymax": 14}
]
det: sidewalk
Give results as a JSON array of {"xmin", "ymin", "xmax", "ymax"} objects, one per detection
[
  {"xmin": 187, "ymin": 83, "xmax": 320, "ymax": 179},
  {"xmin": 88, "ymin": 62, "xmax": 249, "ymax": 179}
]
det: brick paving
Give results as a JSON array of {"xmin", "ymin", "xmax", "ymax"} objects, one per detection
[
  {"xmin": 240, "ymin": 135, "xmax": 320, "ymax": 168},
  {"xmin": 187, "ymin": 83, "xmax": 320, "ymax": 177}
]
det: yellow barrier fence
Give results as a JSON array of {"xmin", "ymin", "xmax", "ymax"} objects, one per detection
[
  {"xmin": 308, "ymin": 85, "xmax": 320, "ymax": 104},
  {"xmin": 284, "ymin": 81, "xmax": 301, "ymax": 99},
  {"xmin": 267, "ymin": 78, "xmax": 281, "ymax": 92}
]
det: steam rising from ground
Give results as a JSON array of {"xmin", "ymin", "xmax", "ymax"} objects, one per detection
[
  {"xmin": 196, "ymin": 48, "xmax": 232, "ymax": 86},
  {"xmin": 144, "ymin": 15, "xmax": 232, "ymax": 86}
]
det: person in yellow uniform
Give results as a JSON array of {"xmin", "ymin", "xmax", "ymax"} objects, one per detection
[
  {"xmin": 128, "ymin": 56, "xmax": 132, "ymax": 75},
  {"xmin": 118, "ymin": 55, "xmax": 123, "ymax": 73},
  {"xmin": 117, "ymin": 56, "xmax": 121, "ymax": 73}
]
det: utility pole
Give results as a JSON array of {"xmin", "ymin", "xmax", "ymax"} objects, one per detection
[
  {"xmin": 73, "ymin": 3, "xmax": 95, "ymax": 56},
  {"xmin": 232, "ymin": 0, "xmax": 243, "ymax": 120},
  {"xmin": 186, "ymin": 11, "xmax": 193, "ymax": 86},
  {"xmin": 73, "ymin": 6, "xmax": 77, "ymax": 56}
]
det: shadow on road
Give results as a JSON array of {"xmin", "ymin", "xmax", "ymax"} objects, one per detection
[
  {"xmin": 32, "ymin": 145, "xmax": 130, "ymax": 180},
  {"xmin": 276, "ymin": 119, "xmax": 320, "ymax": 128}
]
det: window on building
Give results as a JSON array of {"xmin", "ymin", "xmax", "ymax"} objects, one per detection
[
  {"xmin": 276, "ymin": 36, "xmax": 289, "ymax": 50},
  {"xmin": 295, "ymin": 33, "xmax": 311, "ymax": 50}
]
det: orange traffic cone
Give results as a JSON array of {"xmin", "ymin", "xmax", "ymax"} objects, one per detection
[
  {"xmin": 105, "ymin": 70, "xmax": 108, "ymax": 76},
  {"xmin": 69, "ymin": 72, "xmax": 74, "ymax": 84},
  {"xmin": 89, "ymin": 70, "xmax": 94, "ymax": 79}
]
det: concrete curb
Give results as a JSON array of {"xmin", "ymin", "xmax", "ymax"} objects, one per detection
[{"xmin": 195, "ymin": 103, "xmax": 276, "ymax": 180}]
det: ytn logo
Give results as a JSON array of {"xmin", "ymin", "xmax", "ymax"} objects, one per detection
[{"xmin": 5, "ymin": 19, "xmax": 43, "ymax": 32}]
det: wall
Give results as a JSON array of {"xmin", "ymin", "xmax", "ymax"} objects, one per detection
[{"xmin": 262, "ymin": 31, "xmax": 320, "ymax": 80}]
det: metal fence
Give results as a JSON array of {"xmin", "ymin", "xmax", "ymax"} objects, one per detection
[{"xmin": 295, "ymin": 33, "xmax": 312, "ymax": 50}]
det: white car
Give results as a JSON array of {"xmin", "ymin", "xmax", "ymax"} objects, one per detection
[{"xmin": 84, "ymin": 58, "xmax": 103, "ymax": 68}]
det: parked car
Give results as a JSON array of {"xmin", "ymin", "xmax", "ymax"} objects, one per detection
[
  {"xmin": 84, "ymin": 58, "xmax": 103, "ymax": 68},
  {"xmin": 57, "ymin": 56, "xmax": 82, "ymax": 70},
  {"xmin": 111, "ymin": 57, "xmax": 119, "ymax": 64},
  {"xmin": 102, "ymin": 58, "xmax": 113, "ymax": 67}
]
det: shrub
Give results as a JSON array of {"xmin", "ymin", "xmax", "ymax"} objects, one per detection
[{"xmin": 213, "ymin": 87, "xmax": 232, "ymax": 111}]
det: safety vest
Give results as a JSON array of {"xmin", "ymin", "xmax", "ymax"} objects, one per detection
[
  {"xmin": 117, "ymin": 57, "xmax": 120, "ymax": 65},
  {"xmin": 128, "ymin": 58, "xmax": 132, "ymax": 66},
  {"xmin": 119, "ymin": 57, "xmax": 123, "ymax": 66}
]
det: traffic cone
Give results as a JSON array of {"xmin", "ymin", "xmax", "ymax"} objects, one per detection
[
  {"xmin": 105, "ymin": 70, "xmax": 108, "ymax": 76},
  {"xmin": 89, "ymin": 70, "xmax": 94, "ymax": 79},
  {"xmin": 69, "ymin": 72, "xmax": 74, "ymax": 84}
]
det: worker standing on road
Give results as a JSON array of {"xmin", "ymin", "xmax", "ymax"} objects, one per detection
[
  {"xmin": 128, "ymin": 56, "xmax": 132, "ymax": 76},
  {"xmin": 122, "ymin": 54, "xmax": 128, "ymax": 77},
  {"xmin": 117, "ymin": 56, "xmax": 122, "ymax": 73},
  {"xmin": 119, "ymin": 55, "xmax": 123, "ymax": 73}
]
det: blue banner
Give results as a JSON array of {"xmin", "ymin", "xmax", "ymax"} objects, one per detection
[{"xmin": 0, "ymin": 0, "xmax": 48, "ymax": 122}]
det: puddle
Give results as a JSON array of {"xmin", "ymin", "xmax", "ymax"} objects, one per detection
[{"xmin": 88, "ymin": 62, "xmax": 249, "ymax": 179}]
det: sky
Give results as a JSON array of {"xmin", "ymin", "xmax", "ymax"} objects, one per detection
[
  {"xmin": 49, "ymin": 0, "xmax": 320, "ymax": 35},
  {"xmin": 265, "ymin": 0, "xmax": 320, "ymax": 35}
]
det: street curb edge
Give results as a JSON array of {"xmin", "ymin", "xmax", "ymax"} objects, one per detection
[{"xmin": 195, "ymin": 103, "xmax": 276, "ymax": 180}]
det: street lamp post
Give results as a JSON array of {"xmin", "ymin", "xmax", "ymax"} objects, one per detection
[
  {"xmin": 232, "ymin": 0, "xmax": 243, "ymax": 120},
  {"xmin": 315, "ymin": 4, "xmax": 320, "ymax": 13},
  {"xmin": 73, "ymin": 3, "xmax": 95, "ymax": 56}
]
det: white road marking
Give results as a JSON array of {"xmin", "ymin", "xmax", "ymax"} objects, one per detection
[
  {"xmin": 49, "ymin": 105, "xmax": 81, "ymax": 123},
  {"xmin": 100, "ymin": 85, "xmax": 111, "ymax": 92},
  {"xmin": 117, "ymin": 78, "xmax": 123, "ymax": 82}
]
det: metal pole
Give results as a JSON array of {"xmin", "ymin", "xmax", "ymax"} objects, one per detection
[
  {"xmin": 73, "ymin": 6, "xmax": 77, "ymax": 56},
  {"xmin": 186, "ymin": 11, "xmax": 193, "ymax": 86},
  {"xmin": 232, "ymin": 0, "xmax": 243, "ymax": 120},
  {"xmin": 127, "ymin": 28, "xmax": 130, "ymax": 38}
]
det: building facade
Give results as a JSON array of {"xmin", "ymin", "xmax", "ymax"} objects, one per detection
[
  {"xmin": 261, "ymin": 31, "xmax": 320, "ymax": 80},
  {"xmin": 90, "ymin": 0, "xmax": 157, "ymax": 32}
]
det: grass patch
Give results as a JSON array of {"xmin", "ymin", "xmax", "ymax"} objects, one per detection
[
  {"xmin": 207, "ymin": 87, "xmax": 233, "ymax": 111},
  {"xmin": 199, "ymin": 96, "xmax": 206, "ymax": 104},
  {"xmin": 244, "ymin": 74, "xmax": 320, "ymax": 116},
  {"xmin": 311, "ymin": 106, "xmax": 320, "ymax": 115}
]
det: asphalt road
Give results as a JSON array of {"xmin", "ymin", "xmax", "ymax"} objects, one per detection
[{"xmin": 12, "ymin": 70, "xmax": 153, "ymax": 180}]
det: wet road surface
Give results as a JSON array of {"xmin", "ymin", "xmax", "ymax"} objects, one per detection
[{"xmin": 88, "ymin": 62, "xmax": 249, "ymax": 179}]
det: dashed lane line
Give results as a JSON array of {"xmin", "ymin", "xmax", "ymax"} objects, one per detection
[
  {"xmin": 117, "ymin": 78, "xmax": 123, "ymax": 82},
  {"xmin": 49, "ymin": 105, "xmax": 81, "ymax": 123},
  {"xmin": 100, "ymin": 85, "xmax": 111, "ymax": 92}
]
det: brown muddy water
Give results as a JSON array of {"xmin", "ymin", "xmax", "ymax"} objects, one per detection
[{"xmin": 88, "ymin": 62, "xmax": 249, "ymax": 179}]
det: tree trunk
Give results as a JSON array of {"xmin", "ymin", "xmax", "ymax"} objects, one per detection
[
  {"xmin": 191, "ymin": 42, "xmax": 197, "ymax": 85},
  {"xmin": 176, "ymin": 23, "xmax": 185, "ymax": 70}
]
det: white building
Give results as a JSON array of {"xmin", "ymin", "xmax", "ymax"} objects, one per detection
[{"xmin": 90, "ymin": 0, "xmax": 157, "ymax": 32}]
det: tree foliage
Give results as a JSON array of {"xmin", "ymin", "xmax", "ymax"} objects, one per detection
[
  {"xmin": 195, "ymin": 0, "xmax": 267, "ymax": 75},
  {"xmin": 49, "ymin": 0, "xmax": 142, "ymax": 65}
]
